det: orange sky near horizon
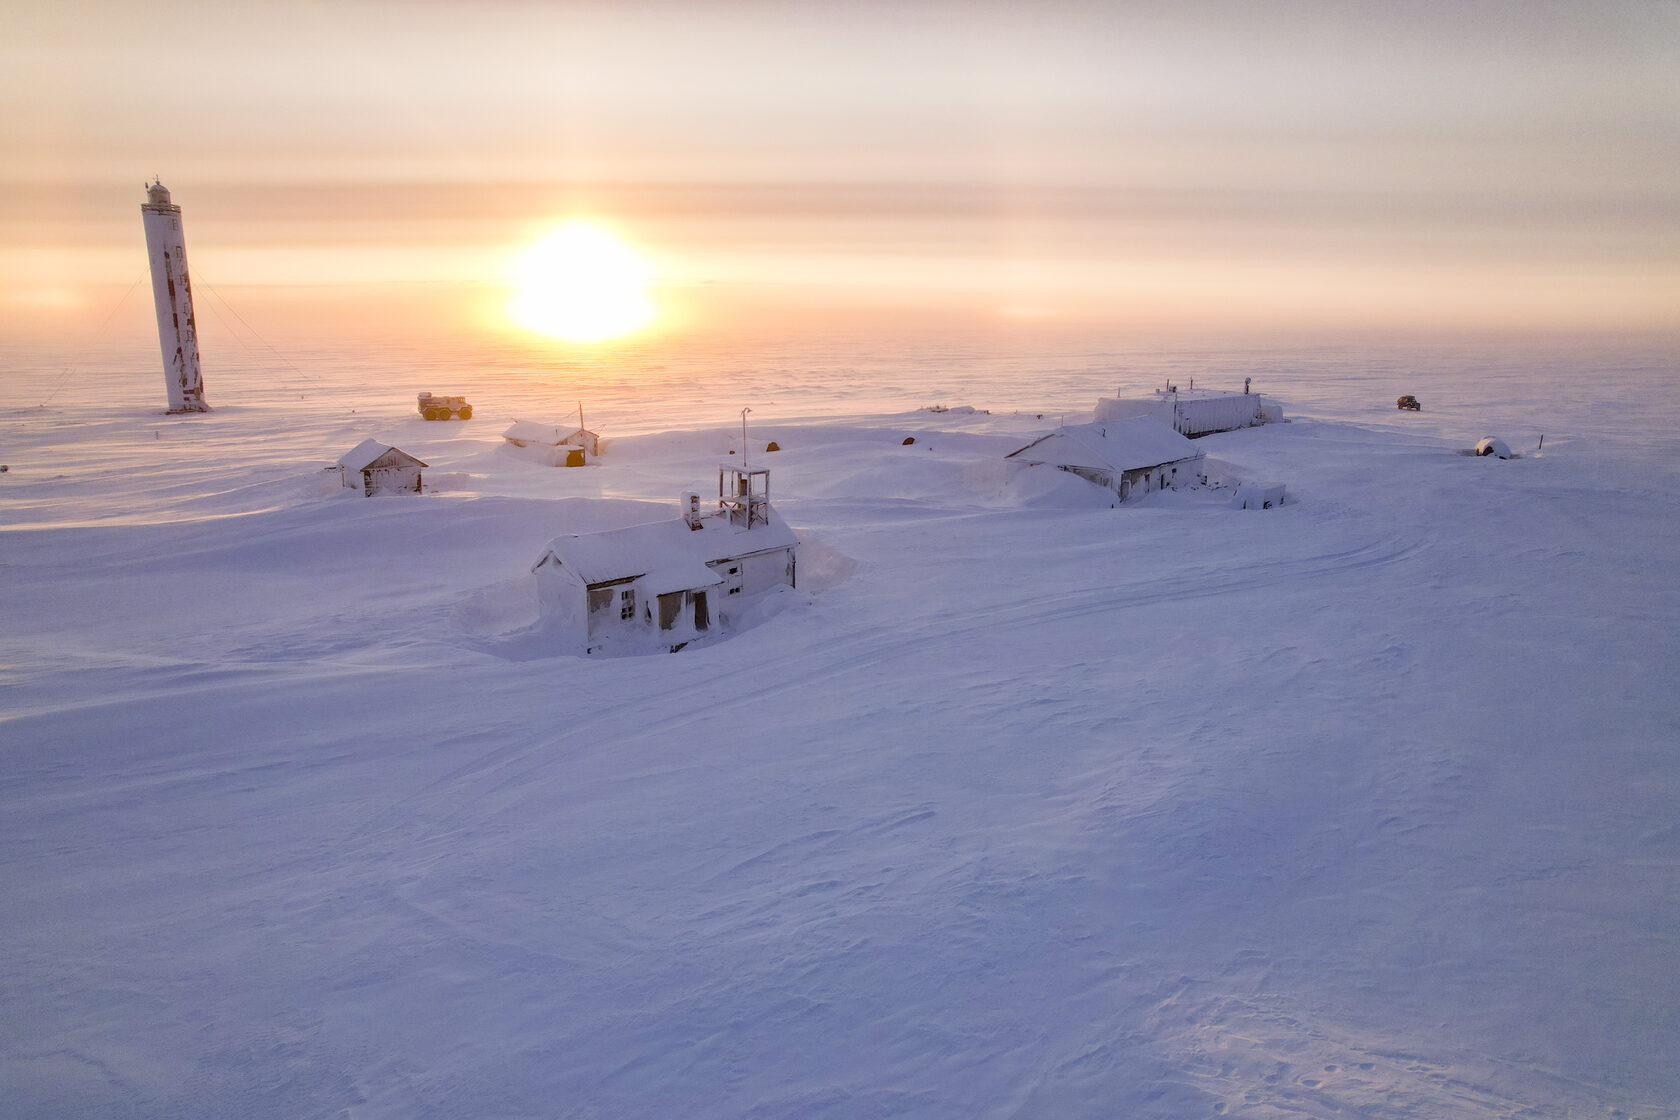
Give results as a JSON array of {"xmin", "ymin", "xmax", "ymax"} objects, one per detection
[{"xmin": 4, "ymin": 0, "xmax": 1677, "ymax": 347}]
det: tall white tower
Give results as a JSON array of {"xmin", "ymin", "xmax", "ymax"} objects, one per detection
[{"xmin": 140, "ymin": 181, "xmax": 209, "ymax": 413}]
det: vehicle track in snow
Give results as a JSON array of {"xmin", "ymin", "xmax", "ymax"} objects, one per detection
[
  {"xmin": 333, "ymin": 522, "xmax": 1434, "ymax": 850},
  {"xmin": 767, "ymin": 525, "xmax": 1435, "ymax": 689}
]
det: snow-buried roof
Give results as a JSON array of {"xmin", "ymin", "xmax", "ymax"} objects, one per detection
[
  {"xmin": 1006, "ymin": 417, "xmax": 1202, "ymax": 473},
  {"xmin": 503, "ymin": 420, "xmax": 594, "ymax": 446},
  {"xmin": 536, "ymin": 506, "xmax": 798, "ymax": 587},
  {"xmin": 338, "ymin": 439, "xmax": 427, "ymax": 472}
]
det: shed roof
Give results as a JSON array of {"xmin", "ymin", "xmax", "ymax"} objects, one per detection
[
  {"xmin": 503, "ymin": 420, "xmax": 597, "ymax": 446},
  {"xmin": 535, "ymin": 505, "xmax": 798, "ymax": 588},
  {"xmin": 1005, "ymin": 417, "xmax": 1202, "ymax": 473},
  {"xmin": 338, "ymin": 439, "xmax": 427, "ymax": 472}
]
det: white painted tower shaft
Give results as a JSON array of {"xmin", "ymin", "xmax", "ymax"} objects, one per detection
[{"xmin": 140, "ymin": 181, "xmax": 209, "ymax": 413}]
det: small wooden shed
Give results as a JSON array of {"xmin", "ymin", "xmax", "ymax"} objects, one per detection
[
  {"xmin": 337, "ymin": 439, "xmax": 426, "ymax": 496},
  {"xmin": 1005, "ymin": 417, "xmax": 1206, "ymax": 502}
]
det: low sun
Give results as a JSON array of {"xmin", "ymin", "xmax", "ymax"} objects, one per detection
[{"xmin": 507, "ymin": 222, "xmax": 655, "ymax": 343}]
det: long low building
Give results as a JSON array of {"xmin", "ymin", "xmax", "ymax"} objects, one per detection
[
  {"xmin": 1005, "ymin": 417, "xmax": 1206, "ymax": 503},
  {"xmin": 1095, "ymin": 385, "xmax": 1282, "ymax": 437}
]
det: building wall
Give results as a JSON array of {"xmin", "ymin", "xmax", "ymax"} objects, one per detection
[
  {"xmin": 534, "ymin": 556, "xmax": 590, "ymax": 640},
  {"xmin": 586, "ymin": 583, "xmax": 642, "ymax": 638},
  {"xmin": 740, "ymin": 546, "xmax": 796, "ymax": 595},
  {"xmin": 363, "ymin": 466, "xmax": 421, "ymax": 495},
  {"xmin": 1171, "ymin": 395, "xmax": 1262, "ymax": 437},
  {"xmin": 1116, "ymin": 456, "xmax": 1204, "ymax": 501},
  {"xmin": 1096, "ymin": 394, "xmax": 1264, "ymax": 437},
  {"xmin": 1060, "ymin": 465, "xmax": 1116, "ymax": 492}
]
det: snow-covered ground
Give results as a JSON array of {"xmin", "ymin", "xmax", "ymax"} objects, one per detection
[{"xmin": 2, "ymin": 335, "xmax": 1678, "ymax": 1118}]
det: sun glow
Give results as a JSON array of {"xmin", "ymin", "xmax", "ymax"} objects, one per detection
[{"xmin": 507, "ymin": 222, "xmax": 655, "ymax": 343}]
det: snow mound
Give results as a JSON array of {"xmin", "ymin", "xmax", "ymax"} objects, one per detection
[
  {"xmin": 793, "ymin": 532, "xmax": 858, "ymax": 592},
  {"xmin": 449, "ymin": 573, "xmax": 541, "ymax": 640},
  {"xmin": 424, "ymin": 471, "xmax": 472, "ymax": 491},
  {"xmin": 1146, "ymin": 990, "xmax": 1617, "ymax": 1117},
  {"xmin": 994, "ymin": 462, "xmax": 1115, "ymax": 508}
]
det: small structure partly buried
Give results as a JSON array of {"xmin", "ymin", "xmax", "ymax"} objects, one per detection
[
  {"xmin": 1096, "ymin": 381, "xmax": 1281, "ymax": 437},
  {"xmin": 1231, "ymin": 481, "xmax": 1287, "ymax": 510},
  {"xmin": 503, "ymin": 420, "xmax": 602, "ymax": 466},
  {"xmin": 532, "ymin": 464, "xmax": 797, "ymax": 652},
  {"xmin": 1005, "ymin": 417, "xmax": 1206, "ymax": 502},
  {"xmin": 337, "ymin": 439, "xmax": 427, "ymax": 496}
]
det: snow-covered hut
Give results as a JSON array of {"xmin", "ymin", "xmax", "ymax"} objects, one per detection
[
  {"xmin": 1231, "ymin": 482, "xmax": 1287, "ymax": 510},
  {"xmin": 531, "ymin": 465, "xmax": 797, "ymax": 651},
  {"xmin": 1475, "ymin": 437, "xmax": 1514, "ymax": 459},
  {"xmin": 1005, "ymin": 417, "xmax": 1206, "ymax": 502},
  {"xmin": 337, "ymin": 439, "xmax": 426, "ymax": 496},
  {"xmin": 503, "ymin": 420, "xmax": 601, "ymax": 459},
  {"xmin": 1095, "ymin": 384, "xmax": 1282, "ymax": 437}
]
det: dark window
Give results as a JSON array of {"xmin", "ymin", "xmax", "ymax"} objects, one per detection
[
  {"xmin": 620, "ymin": 589, "xmax": 636, "ymax": 620},
  {"xmin": 658, "ymin": 592, "xmax": 684, "ymax": 630}
]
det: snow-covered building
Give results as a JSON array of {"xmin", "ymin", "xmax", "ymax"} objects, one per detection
[
  {"xmin": 503, "ymin": 420, "xmax": 601, "ymax": 459},
  {"xmin": 1231, "ymin": 481, "xmax": 1287, "ymax": 510},
  {"xmin": 337, "ymin": 439, "xmax": 426, "ymax": 496},
  {"xmin": 1005, "ymin": 418, "xmax": 1206, "ymax": 502},
  {"xmin": 531, "ymin": 465, "xmax": 797, "ymax": 651},
  {"xmin": 1095, "ymin": 384, "xmax": 1282, "ymax": 437}
]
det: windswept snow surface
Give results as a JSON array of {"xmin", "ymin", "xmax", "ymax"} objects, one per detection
[{"xmin": 2, "ymin": 336, "xmax": 1678, "ymax": 1118}]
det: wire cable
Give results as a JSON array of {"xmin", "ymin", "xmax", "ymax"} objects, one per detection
[{"xmin": 38, "ymin": 268, "xmax": 149, "ymax": 408}]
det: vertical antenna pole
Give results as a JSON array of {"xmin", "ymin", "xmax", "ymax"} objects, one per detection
[
  {"xmin": 740, "ymin": 407, "xmax": 753, "ymax": 526},
  {"xmin": 741, "ymin": 407, "xmax": 751, "ymax": 473}
]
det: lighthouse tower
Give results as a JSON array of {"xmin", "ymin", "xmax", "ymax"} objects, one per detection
[{"xmin": 140, "ymin": 181, "xmax": 209, "ymax": 413}]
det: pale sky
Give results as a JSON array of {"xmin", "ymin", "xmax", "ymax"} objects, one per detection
[{"xmin": 5, "ymin": 0, "xmax": 1678, "ymax": 343}]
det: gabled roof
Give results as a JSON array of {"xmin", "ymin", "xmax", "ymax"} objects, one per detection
[
  {"xmin": 503, "ymin": 420, "xmax": 596, "ymax": 446},
  {"xmin": 338, "ymin": 439, "xmax": 427, "ymax": 472},
  {"xmin": 534, "ymin": 505, "xmax": 798, "ymax": 588},
  {"xmin": 1005, "ymin": 417, "xmax": 1201, "ymax": 473}
]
